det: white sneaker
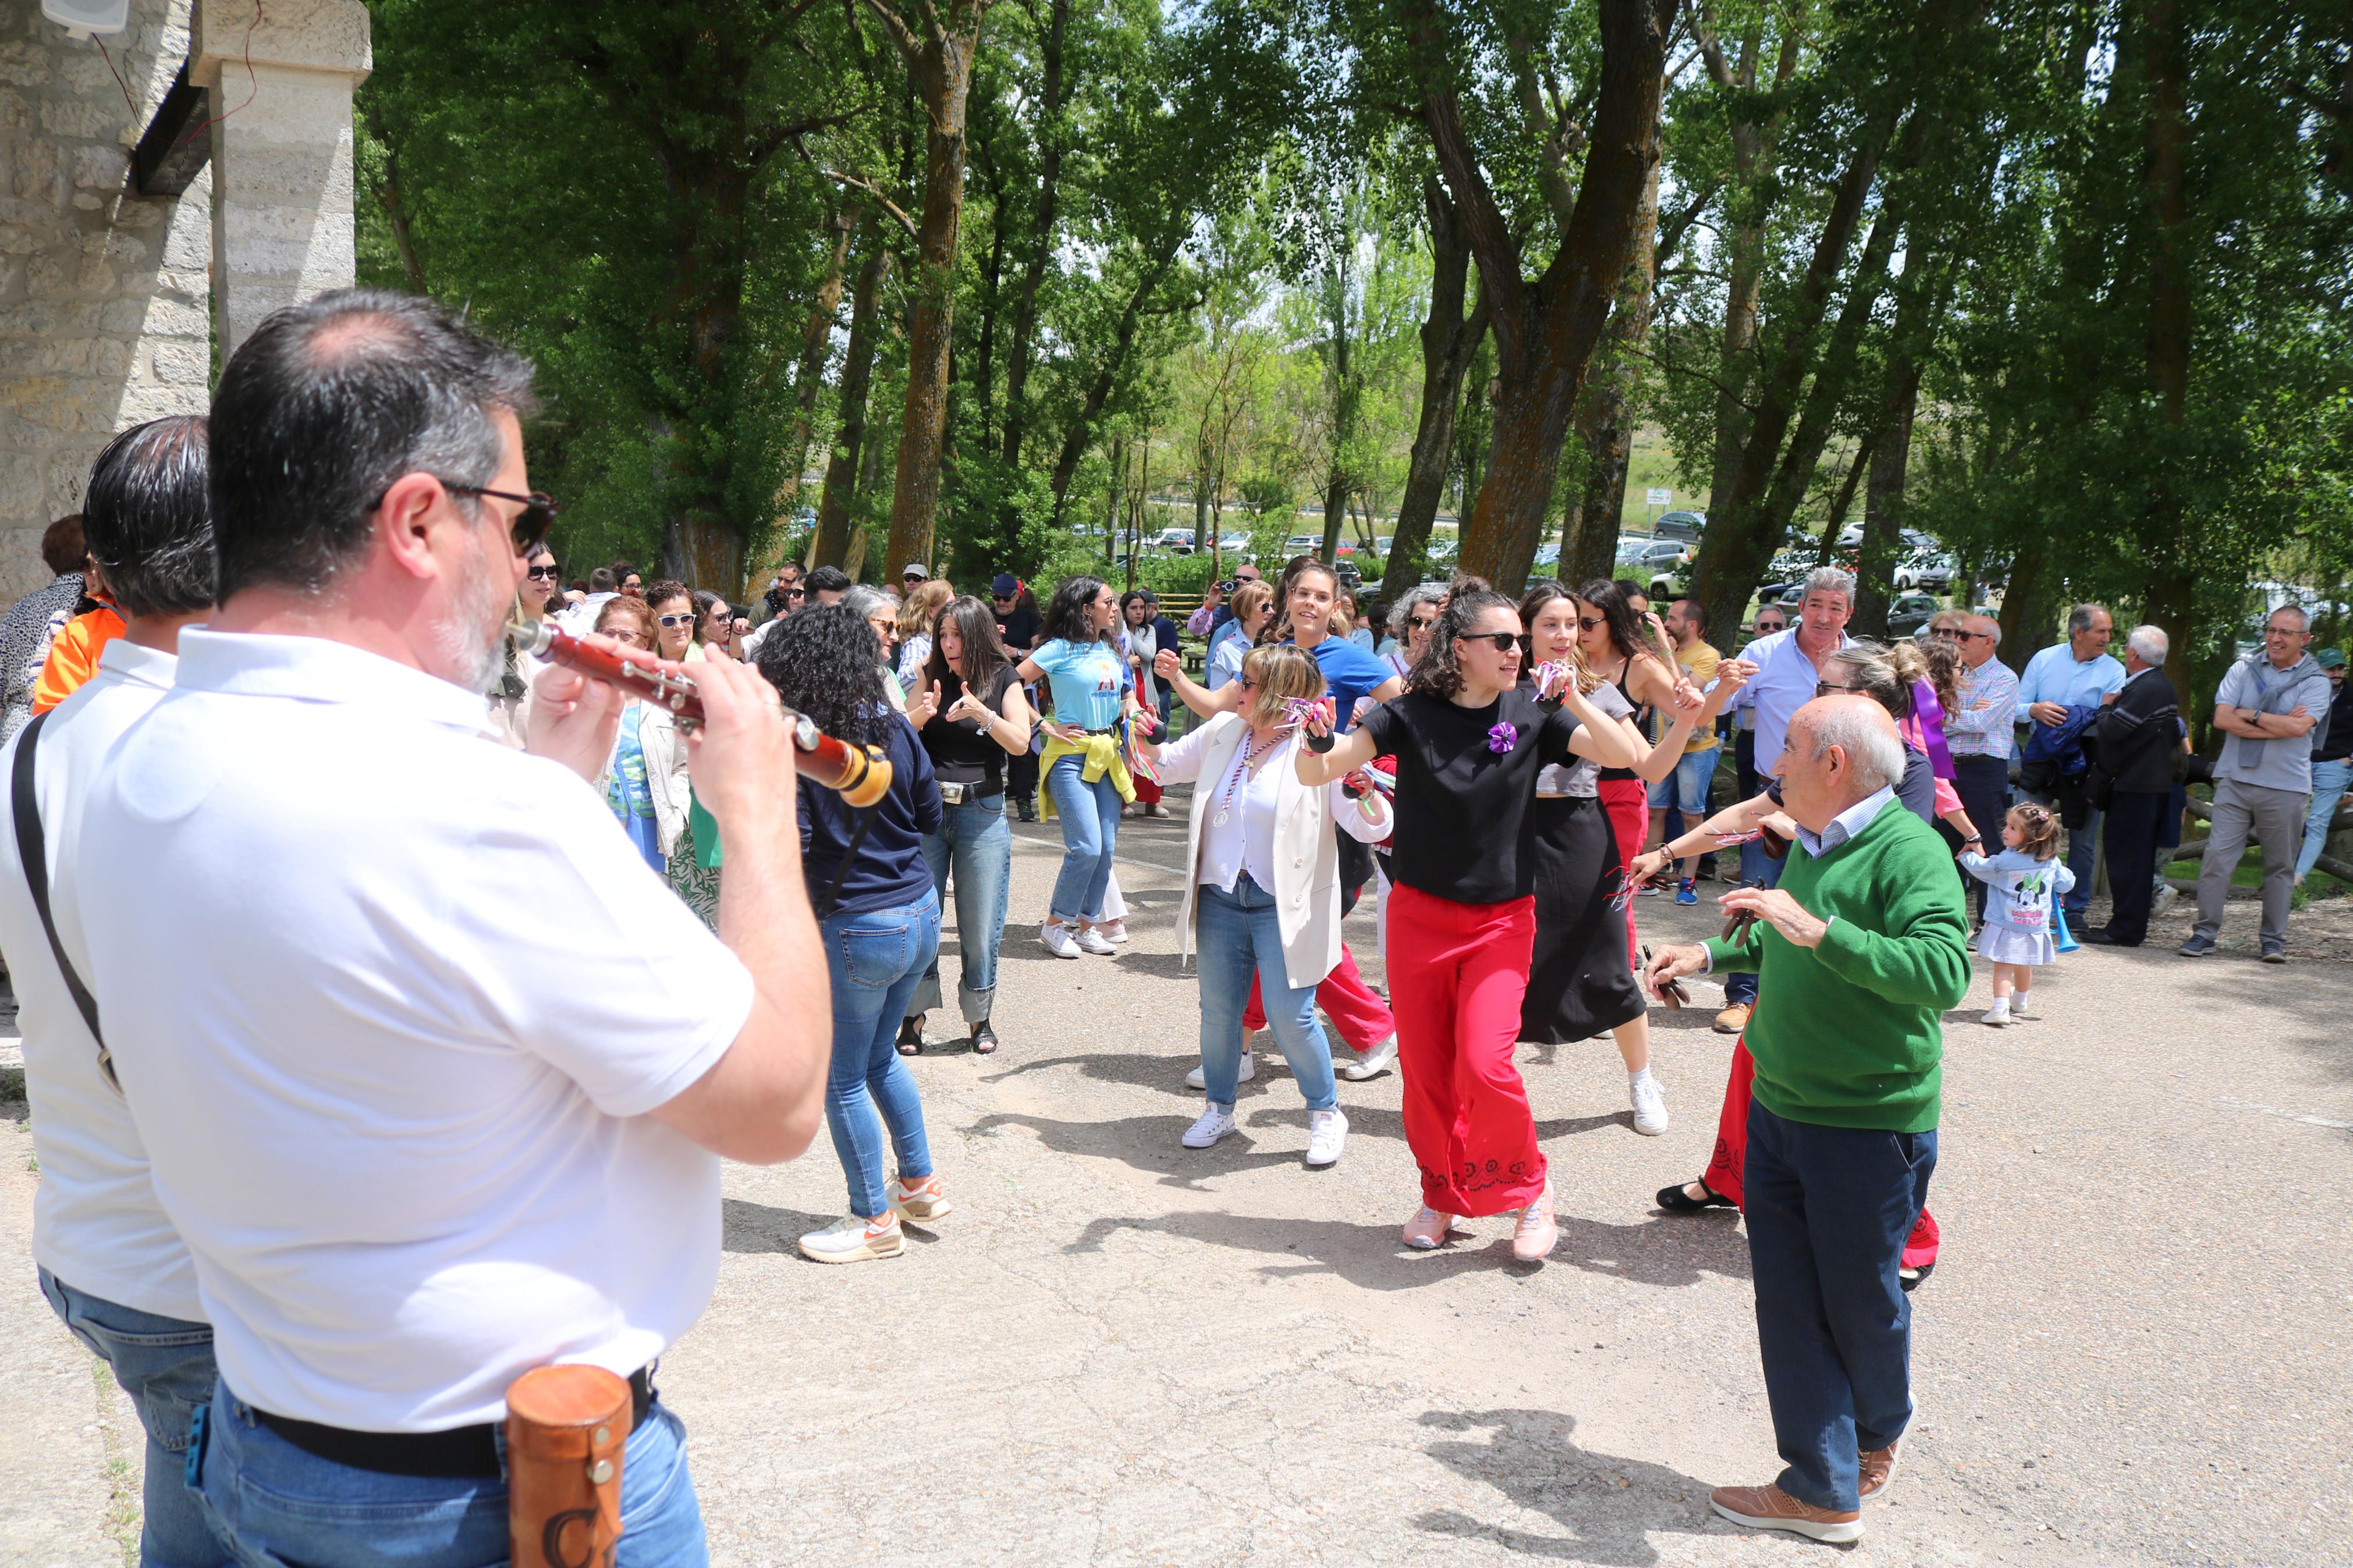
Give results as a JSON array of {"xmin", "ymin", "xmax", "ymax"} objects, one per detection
[
  {"xmin": 2009, "ymin": 995, "xmax": 2033, "ymax": 1021},
  {"xmin": 1982, "ymin": 997, "xmax": 2011, "ymax": 1027},
  {"xmin": 1040, "ymin": 921, "xmax": 1080, "ymax": 959},
  {"xmin": 1305, "ymin": 1107, "xmax": 1348, "ymax": 1167},
  {"xmin": 2153, "ymin": 883, "xmax": 2178, "ymax": 915},
  {"xmin": 1184, "ymin": 1054, "xmax": 1255, "ymax": 1090},
  {"xmin": 1340, "ymin": 1034, "xmax": 1399, "ymax": 1081},
  {"xmin": 1181, "ymin": 1103, "xmax": 1238, "ymax": 1148},
  {"xmin": 1075, "ymin": 926, "xmax": 1117, "ymax": 956},
  {"xmin": 798, "ymin": 1211, "xmax": 904, "ymax": 1263},
  {"xmin": 1098, "ymin": 918, "xmax": 1131, "ymax": 944},
  {"xmin": 1630, "ymin": 1072, "xmax": 1669, "ymax": 1136}
]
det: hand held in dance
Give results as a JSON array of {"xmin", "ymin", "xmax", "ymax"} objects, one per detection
[
  {"xmin": 1717, "ymin": 885, "xmax": 1829, "ymax": 949},
  {"xmin": 1154, "ymin": 646, "xmax": 1182, "ymax": 684},
  {"xmin": 1628, "ymin": 847, "xmax": 1671, "ymax": 888},
  {"xmin": 904, "ymin": 680, "xmax": 943, "ymax": 730},
  {"xmin": 680, "ymin": 657, "xmax": 800, "ymax": 847},
  {"xmin": 1293, "ymin": 698, "xmax": 1371, "ymax": 784},
  {"xmin": 1644, "ymin": 942, "xmax": 1709, "ymax": 1000},
  {"xmin": 524, "ymin": 631, "xmax": 637, "ymax": 783}
]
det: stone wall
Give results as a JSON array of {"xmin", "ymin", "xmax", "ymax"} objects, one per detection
[{"xmin": 0, "ymin": 0, "xmax": 211, "ymax": 607}]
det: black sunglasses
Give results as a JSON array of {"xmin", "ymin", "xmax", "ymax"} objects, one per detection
[
  {"xmin": 442, "ymin": 483, "xmax": 558, "ymax": 556},
  {"xmin": 1459, "ymin": 631, "xmax": 1521, "ymax": 653},
  {"xmin": 525, "ymin": 564, "xmax": 560, "ymax": 581}
]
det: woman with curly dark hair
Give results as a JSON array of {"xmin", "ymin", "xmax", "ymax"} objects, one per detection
[
  {"xmin": 1015, "ymin": 575, "xmax": 1144, "ymax": 958},
  {"xmin": 1296, "ymin": 581, "xmax": 1634, "ymax": 1261},
  {"xmin": 754, "ymin": 605, "xmax": 952, "ymax": 1264}
]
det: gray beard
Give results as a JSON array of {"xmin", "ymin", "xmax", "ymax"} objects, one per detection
[{"xmin": 436, "ymin": 535, "xmax": 511, "ymax": 696}]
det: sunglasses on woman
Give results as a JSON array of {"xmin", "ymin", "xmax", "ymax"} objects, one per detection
[
  {"xmin": 656, "ymin": 613, "xmax": 695, "ymax": 628},
  {"xmin": 1408, "ymin": 615, "xmax": 1436, "ymax": 631},
  {"xmin": 525, "ymin": 564, "xmax": 560, "ymax": 581},
  {"xmin": 1460, "ymin": 631, "xmax": 1522, "ymax": 653}
]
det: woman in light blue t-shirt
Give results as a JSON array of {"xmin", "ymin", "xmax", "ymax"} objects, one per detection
[{"xmin": 1016, "ymin": 576, "xmax": 1140, "ymax": 957}]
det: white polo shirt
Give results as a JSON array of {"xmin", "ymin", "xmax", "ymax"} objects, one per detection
[
  {"xmin": 74, "ymin": 630, "xmax": 755, "ymax": 1431},
  {"xmin": 0, "ymin": 639, "xmax": 200, "ymax": 1321}
]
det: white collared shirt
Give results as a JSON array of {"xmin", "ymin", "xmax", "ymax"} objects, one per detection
[
  {"xmin": 0, "ymin": 638, "xmax": 199, "ymax": 1321},
  {"xmin": 74, "ymin": 630, "xmax": 754, "ymax": 1430},
  {"xmin": 1730, "ymin": 628, "xmax": 1857, "ymax": 777},
  {"xmin": 1794, "ymin": 784, "xmax": 1897, "ymax": 859}
]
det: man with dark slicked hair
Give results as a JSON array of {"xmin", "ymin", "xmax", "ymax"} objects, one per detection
[
  {"xmin": 77, "ymin": 290, "xmax": 830, "ymax": 1568},
  {"xmin": 1, "ymin": 415, "xmax": 232, "ymax": 1567}
]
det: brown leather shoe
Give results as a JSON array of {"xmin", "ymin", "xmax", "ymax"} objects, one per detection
[
  {"xmin": 1712, "ymin": 1002, "xmax": 1751, "ymax": 1035},
  {"xmin": 1709, "ymin": 1482, "xmax": 1862, "ymax": 1543},
  {"xmin": 1859, "ymin": 1441, "xmax": 1900, "ymax": 1499}
]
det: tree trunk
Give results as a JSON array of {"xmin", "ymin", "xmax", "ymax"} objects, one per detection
[
  {"xmin": 746, "ymin": 208, "xmax": 853, "ymax": 593},
  {"xmin": 1389, "ymin": 176, "xmax": 1489, "ymax": 596},
  {"xmin": 999, "ymin": 0, "xmax": 1070, "ymax": 472},
  {"xmin": 1852, "ymin": 255, "xmax": 1936, "ymax": 638},
  {"xmin": 1566, "ymin": 144, "xmax": 1664, "ymax": 588},
  {"xmin": 1412, "ymin": 0, "xmax": 1677, "ymax": 593},
  {"xmin": 2137, "ymin": 0, "xmax": 2196, "ymax": 702},
  {"xmin": 878, "ymin": 0, "xmax": 992, "ymax": 577},
  {"xmin": 813, "ymin": 240, "xmax": 893, "ymax": 570}
]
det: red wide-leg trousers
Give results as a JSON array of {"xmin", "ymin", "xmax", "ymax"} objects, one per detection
[
  {"xmin": 1386, "ymin": 884, "xmax": 1546, "ymax": 1218},
  {"xmin": 1705, "ymin": 1037, "xmax": 1943, "ymax": 1269},
  {"xmin": 1241, "ymin": 943, "xmax": 1394, "ymax": 1050},
  {"xmin": 1598, "ymin": 777, "xmax": 1647, "ymax": 966}
]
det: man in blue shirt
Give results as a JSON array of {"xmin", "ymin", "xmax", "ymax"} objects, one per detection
[{"xmin": 2016, "ymin": 605, "xmax": 2125, "ymax": 918}]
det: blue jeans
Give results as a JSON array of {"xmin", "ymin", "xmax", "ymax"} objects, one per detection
[
  {"xmin": 2297, "ymin": 757, "xmax": 2351, "ymax": 880},
  {"xmin": 2062, "ymin": 805, "xmax": 2101, "ymax": 915},
  {"xmin": 1045, "ymin": 752, "xmax": 1121, "ymax": 922},
  {"xmin": 1194, "ymin": 874, "xmax": 1339, "ymax": 1111},
  {"xmin": 1646, "ymin": 745, "xmax": 1719, "ymax": 813},
  {"xmin": 1742, "ymin": 1103, "xmax": 1936, "ymax": 1513},
  {"xmin": 914, "ymin": 794, "xmax": 1012, "ymax": 1023},
  {"xmin": 1723, "ymin": 852, "xmax": 1783, "ymax": 1007},
  {"xmin": 40, "ymin": 1268, "xmax": 232, "ymax": 1567},
  {"xmin": 184, "ymin": 1381, "xmax": 705, "ymax": 1566},
  {"xmin": 822, "ymin": 890, "xmax": 942, "ymax": 1217}
]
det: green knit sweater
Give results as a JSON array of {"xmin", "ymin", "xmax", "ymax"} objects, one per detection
[{"xmin": 1705, "ymin": 797, "xmax": 1971, "ymax": 1133}]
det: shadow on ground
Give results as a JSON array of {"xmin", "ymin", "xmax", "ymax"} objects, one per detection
[
  {"xmin": 1062, "ymin": 1205, "xmax": 1749, "ymax": 1290},
  {"xmin": 1414, "ymin": 1408, "xmax": 1730, "ymax": 1565}
]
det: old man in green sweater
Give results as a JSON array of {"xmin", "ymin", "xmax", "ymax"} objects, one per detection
[{"xmin": 1647, "ymin": 695, "xmax": 1969, "ymax": 1544}]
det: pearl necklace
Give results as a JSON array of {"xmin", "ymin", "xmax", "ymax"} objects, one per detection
[{"xmin": 1213, "ymin": 729, "xmax": 1279, "ymax": 827}]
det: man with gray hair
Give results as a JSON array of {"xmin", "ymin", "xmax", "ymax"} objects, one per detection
[
  {"xmin": 2017, "ymin": 604, "xmax": 2125, "ymax": 919},
  {"xmin": 2184, "ymin": 605, "xmax": 2331, "ymax": 959},
  {"xmin": 1646, "ymin": 695, "xmax": 1969, "ymax": 1543},
  {"xmin": 2089, "ymin": 625, "xmax": 2182, "ymax": 945},
  {"xmin": 1710, "ymin": 565, "xmax": 1857, "ymax": 1032}
]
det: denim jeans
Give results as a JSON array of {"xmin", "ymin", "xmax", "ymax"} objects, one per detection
[
  {"xmin": 1194, "ymin": 874, "xmax": 1339, "ymax": 1111},
  {"xmin": 914, "ymin": 793, "xmax": 1012, "ymax": 1023},
  {"xmin": 39, "ymin": 1268, "xmax": 232, "ymax": 1567},
  {"xmin": 1742, "ymin": 1103, "xmax": 1936, "ymax": 1513},
  {"xmin": 1045, "ymin": 752, "xmax": 1122, "ymax": 922},
  {"xmin": 1722, "ymin": 852, "xmax": 1784, "ymax": 1007},
  {"xmin": 1646, "ymin": 745, "xmax": 1719, "ymax": 813},
  {"xmin": 184, "ymin": 1381, "xmax": 705, "ymax": 1567},
  {"xmin": 2297, "ymin": 756, "xmax": 2351, "ymax": 880},
  {"xmin": 2062, "ymin": 805, "xmax": 2101, "ymax": 915},
  {"xmin": 822, "ymin": 890, "xmax": 942, "ymax": 1217}
]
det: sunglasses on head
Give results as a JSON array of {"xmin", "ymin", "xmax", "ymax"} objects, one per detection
[
  {"xmin": 1460, "ymin": 631, "xmax": 1522, "ymax": 653},
  {"xmin": 420, "ymin": 482, "xmax": 560, "ymax": 556}
]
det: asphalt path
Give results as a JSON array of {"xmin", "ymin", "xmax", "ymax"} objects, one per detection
[{"xmin": 4, "ymin": 801, "xmax": 2348, "ymax": 1565}]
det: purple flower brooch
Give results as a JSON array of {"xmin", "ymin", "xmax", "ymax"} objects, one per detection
[{"xmin": 1487, "ymin": 720, "xmax": 1518, "ymax": 753}]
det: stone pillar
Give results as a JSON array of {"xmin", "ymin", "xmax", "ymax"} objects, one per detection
[
  {"xmin": 192, "ymin": 0, "xmax": 369, "ymax": 364},
  {"xmin": 0, "ymin": 0, "xmax": 212, "ymax": 602}
]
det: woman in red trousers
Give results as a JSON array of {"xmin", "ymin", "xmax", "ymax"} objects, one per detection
[{"xmin": 1297, "ymin": 581, "xmax": 1635, "ymax": 1261}]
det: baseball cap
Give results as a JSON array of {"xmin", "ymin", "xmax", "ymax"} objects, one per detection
[
  {"xmin": 903, "ymin": 563, "xmax": 928, "ymax": 579},
  {"xmin": 991, "ymin": 574, "xmax": 1018, "ymax": 596},
  {"xmin": 2317, "ymin": 648, "xmax": 2346, "ymax": 669}
]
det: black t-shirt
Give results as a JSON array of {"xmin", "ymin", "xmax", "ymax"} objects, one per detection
[
  {"xmin": 1357, "ymin": 688, "xmax": 1583, "ymax": 904},
  {"xmin": 2319, "ymin": 678, "xmax": 2353, "ymax": 762},
  {"xmin": 997, "ymin": 607, "xmax": 1042, "ymax": 653},
  {"xmin": 919, "ymin": 665, "xmax": 1020, "ymax": 792}
]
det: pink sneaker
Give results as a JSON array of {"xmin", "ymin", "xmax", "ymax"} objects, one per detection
[
  {"xmin": 1402, "ymin": 1207, "xmax": 1457, "ymax": 1250},
  {"xmin": 1512, "ymin": 1182, "xmax": 1559, "ymax": 1261}
]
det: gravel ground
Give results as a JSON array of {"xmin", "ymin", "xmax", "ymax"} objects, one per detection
[{"xmin": 4, "ymin": 804, "xmax": 2349, "ymax": 1566}]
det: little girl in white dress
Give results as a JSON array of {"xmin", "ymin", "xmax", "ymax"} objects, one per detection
[{"xmin": 1959, "ymin": 801, "xmax": 2075, "ymax": 1026}]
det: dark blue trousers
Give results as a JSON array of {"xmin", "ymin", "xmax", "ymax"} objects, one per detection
[
  {"xmin": 2103, "ymin": 788, "xmax": 2170, "ymax": 945},
  {"xmin": 1742, "ymin": 1101, "xmax": 1937, "ymax": 1512}
]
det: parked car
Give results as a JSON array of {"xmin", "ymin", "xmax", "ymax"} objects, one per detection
[
  {"xmin": 1613, "ymin": 533, "xmax": 1653, "ymax": 566},
  {"xmin": 1284, "ymin": 533, "xmax": 1322, "ymax": 556},
  {"xmin": 1426, "ymin": 536, "xmax": 1460, "ymax": 562},
  {"xmin": 1209, "ymin": 529, "xmax": 1254, "ymax": 557},
  {"xmin": 1755, "ymin": 548, "xmax": 1822, "ymax": 603},
  {"xmin": 1893, "ymin": 549, "xmax": 1956, "ymax": 591},
  {"xmin": 1886, "ymin": 593, "xmax": 1941, "ymax": 639},
  {"xmin": 1146, "ymin": 527, "xmax": 1195, "ymax": 553},
  {"xmin": 1534, "ymin": 542, "xmax": 1561, "ymax": 568},
  {"xmin": 1630, "ymin": 539, "xmax": 1693, "ymax": 599},
  {"xmin": 1652, "ymin": 510, "xmax": 1707, "ymax": 543}
]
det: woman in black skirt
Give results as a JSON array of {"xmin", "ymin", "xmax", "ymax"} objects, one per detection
[{"xmin": 1515, "ymin": 581, "xmax": 1744, "ymax": 1136}]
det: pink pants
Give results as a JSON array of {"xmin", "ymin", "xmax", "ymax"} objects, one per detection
[
  {"xmin": 1241, "ymin": 943, "xmax": 1394, "ymax": 1051},
  {"xmin": 1386, "ymin": 884, "xmax": 1546, "ymax": 1217}
]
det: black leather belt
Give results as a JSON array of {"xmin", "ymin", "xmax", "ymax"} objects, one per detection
[{"xmin": 254, "ymin": 1366, "xmax": 653, "ymax": 1479}]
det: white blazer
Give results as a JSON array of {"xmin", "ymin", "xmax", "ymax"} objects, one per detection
[{"xmin": 1156, "ymin": 712, "xmax": 1390, "ymax": 989}]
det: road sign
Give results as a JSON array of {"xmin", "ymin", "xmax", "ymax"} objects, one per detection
[{"xmin": 1645, "ymin": 487, "xmax": 1672, "ymax": 506}]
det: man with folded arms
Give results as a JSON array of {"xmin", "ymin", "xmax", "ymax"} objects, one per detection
[
  {"xmin": 1647, "ymin": 696, "xmax": 1970, "ymax": 1544},
  {"xmin": 76, "ymin": 290, "xmax": 830, "ymax": 1567}
]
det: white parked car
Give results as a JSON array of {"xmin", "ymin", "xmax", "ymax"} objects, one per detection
[{"xmin": 1146, "ymin": 527, "xmax": 1196, "ymax": 553}]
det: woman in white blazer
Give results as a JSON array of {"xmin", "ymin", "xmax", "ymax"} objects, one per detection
[{"xmin": 1142, "ymin": 644, "xmax": 1392, "ymax": 1168}]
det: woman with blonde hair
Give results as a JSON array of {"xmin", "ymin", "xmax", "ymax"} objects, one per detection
[
  {"xmin": 589, "ymin": 595, "xmax": 688, "ymax": 873},
  {"xmin": 896, "ymin": 578, "xmax": 956, "ymax": 691},
  {"xmin": 1207, "ymin": 579, "xmax": 1275, "ymax": 691},
  {"xmin": 1143, "ymin": 643, "xmax": 1393, "ymax": 1165}
]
